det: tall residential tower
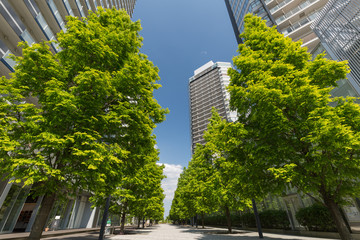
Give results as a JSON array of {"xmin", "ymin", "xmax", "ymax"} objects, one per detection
[
  {"xmin": 189, "ymin": 61, "xmax": 236, "ymax": 152},
  {"xmin": 312, "ymin": 0, "xmax": 360, "ymax": 96},
  {"xmin": 225, "ymin": 0, "xmax": 276, "ymax": 43},
  {"xmin": 225, "ymin": 0, "xmax": 330, "ymax": 53},
  {"xmin": 265, "ymin": 0, "xmax": 329, "ymax": 52}
]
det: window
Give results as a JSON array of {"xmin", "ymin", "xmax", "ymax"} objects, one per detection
[
  {"xmin": 63, "ymin": 0, "xmax": 74, "ymax": 16},
  {"xmin": 75, "ymin": 0, "xmax": 85, "ymax": 17},
  {"xmin": 24, "ymin": 0, "xmax": 59, "ymax": 52},
  {"xmin": 0, "ymin": 40, "xmax": 16, "ymax": 71},
  {"xmin": 85, "ymin": 0, "xmax": 91, "ymax": 11},
  {"xmin": 99, "ymin": 0, "xmax": 104, "ymax": 8},
  {"xmin": 0, "ymin": 0, "xmax": 35, "ymax": 45},
  {"xmin": 47, "ymin": 0, "xmax": 66, "ymax": 31}
]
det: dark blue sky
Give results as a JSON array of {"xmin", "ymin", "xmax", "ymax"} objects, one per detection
[{"xmin": 132, "ymin": 0, "xmax": 238, "ymax": 168}]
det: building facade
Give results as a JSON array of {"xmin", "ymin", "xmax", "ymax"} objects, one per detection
[
  {"xmin": 0, "ymin": 0, "xmax": 136, "ymax": 77},
  {"xmin": 264, "ymin": 0, "xmax": 329, "ymax": 53},
  {"xmin": 225, "ymin": 0, "xmax": 331, "ymax": 53},
  {"xmin": 312, "ymin": 0, "xmax": 360, "ymax": 96},
  {"xmin": 225, "ymin": 0, "xmax": 276, "ymax": 43},
  {"xmin": 189, "ymin": 61, "xmax": 236, "ymax": 153},
  {"xmin": 0, "ymin": 0, "xmax": 136, "ymax": 234}
]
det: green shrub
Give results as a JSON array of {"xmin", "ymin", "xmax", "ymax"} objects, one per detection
[
  {"xmin": 240, "ymin": 212, "xmax": 256, "ymax": 228},
  {"xmin": 241, "ymin": 210, "xmax": 289, "ymax": 229},
  {"xmin": 201, "ymin": 212, "xmax": 241, "ymax": 226},
  {"xmin": 295, "ymin": 203, "xmax": 337, "ymax": 232},
  {"xmin": 259, "ymin": 209, "xmax": 290, "ymax": 229}
]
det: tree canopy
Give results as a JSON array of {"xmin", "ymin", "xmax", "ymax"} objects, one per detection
[
  {"xmin": 0, "ymin": 8, "xmax": 167, "ymax": 240},
  {"xmin": 228, "ymin": 14, "xmax": 360, "ymax": 240}
]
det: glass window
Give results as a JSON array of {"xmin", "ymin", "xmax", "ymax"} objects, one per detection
[
  {"xmin": 75, "ymin": 0, "xmax": 85, "ymax": 17},
  {"xmin": 24, "ymin": 0, "xmax": 59, "ymax": 52},
  {"xmin": 85, "ymin": 0, "xmax": 91, "ymax": 11},
  {"xmin": 0, "ymin": 0, "xmax": 35, "ymax": 45},
  {"xmin": 0, "ymin": 185, "xmax": 30, "ymax": 233},
  {"xmin": 20, "ymin": 30, "xmax": 35, "ymax": 45},
  {"xmin": 0, "ymin": 41, "xmax": 16, "ymax": 72},
  {"xmin": 0, "ymin": 0, "xmax": 25, "ymax": 35},
  {"xmin": 63, "ymin": 0, "xmax": 74, "ymax": 16},
  {"xmin": 47, "ymin": 0, "xmax": 66, "ymax": 31}
]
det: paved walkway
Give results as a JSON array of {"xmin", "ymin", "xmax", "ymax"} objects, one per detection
[{"xmin": 110, "ymin": 224, "xmax": 338, "ymax": 240}]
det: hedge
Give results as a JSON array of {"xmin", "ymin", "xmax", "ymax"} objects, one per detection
[{"xmin": 295, "ymin": 203, "xmax": 337, "ymax": 232}]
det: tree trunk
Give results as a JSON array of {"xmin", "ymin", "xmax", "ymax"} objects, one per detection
[
  {"xmin": 201, "ymin": 212, "xmax": 205, "ymax": 229},
  {"xmin": 224, "ymin": 206, "xmax": 232, "ymax": 233},
  {"xmin": 137, "ymin": 217, "xmax": 141, "ymax": 228},
  {"xmin": 324, "ymin": 197, "xmax": 353, "ymax": 240},
  {"xmin": 142, "ymin": 217, "xmax": 145, "ymax": 228},
  {"xmin": 28, "ymin": 193, "xmax": 56, "ymax": 240},
  {"xmin": 119, "ymin": 203, "xmax": 127, "ymax": 235}
]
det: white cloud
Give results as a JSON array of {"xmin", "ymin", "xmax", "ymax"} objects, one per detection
[{"xmin": 157, "ymin": 163, "xmax": 183, "ymax": 217}]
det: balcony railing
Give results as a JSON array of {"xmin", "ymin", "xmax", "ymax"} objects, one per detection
[
  {"xmin": 282, "ymin": 11, "xmax": 319, "ymax": 35},
  {"xmin": 275, "ymin": 0, "xmax": 319, "ymax": 24},
  {"xmin": 270, "ymin": 0, "xmax": 292, "ymax": 14}
]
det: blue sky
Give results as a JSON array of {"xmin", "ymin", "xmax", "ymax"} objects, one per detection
[{"xmin": 132, "ymin": 0, "xmax": 238, "ymax": 217}]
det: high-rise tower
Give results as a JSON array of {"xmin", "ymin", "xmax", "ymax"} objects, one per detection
[
  {"xmin": 312, "ymin": 0, "xmax": 360, "ymax": 95},
  {"xmin": 265, "ymin": 0, "xmax": 329, "ymax": 53},
  {"xmin": 0, "ymin": 0, "xmax": 136, "ymax": 77},
  {"xmin": 225, "ymin": 0, "xmax": 331, "ymax": 53},
  {"xmin": 224, "ymin": 0, "xmax": 276, "ymax": 43},
  {"xmin": 189, "ymin": 61, "xmax": 236, "ymax": 152}
]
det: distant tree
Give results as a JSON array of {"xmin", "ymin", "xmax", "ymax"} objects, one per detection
[
  {"xmin": 117, "ymin": 155, "xmax": 165, "ymax": 233},
  {"xmin": 228, "ymin": 14, "xmax": 360, "ymax": 240},
  {"xmin": 169, "ymin": 167, "xmax": 195, "ymax": 224},
  {"xmin": 170, "ymin": 109, "xmax": 252, "ymax": 232},
  {"xmin": 0, "ymin": 8, "xmax": 167, "ymax": 240},
  {"xmin": 186, "ymin": 144, "xmax": 218, "ymax": 228},
  {"xmin": 203, "ymin": 109, "xmax": 251, "ymax": 233}
]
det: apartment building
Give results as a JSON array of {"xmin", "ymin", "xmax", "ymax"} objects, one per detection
[
  {"xmin": 264, "ymin": 0, "xmax": 329, "ymax": 52},
  {"xmin": 189, "ymin": 61, "xmax": 236, "ymax": 153},
  {"xmin": 225, "ymin": 0, "xmax": 276, "ymax": 43},
  {"xmin": 312, "ymin": 0, "xmax": 360, "ymax": 97}
]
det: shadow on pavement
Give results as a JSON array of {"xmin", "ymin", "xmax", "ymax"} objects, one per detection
[{"xmin": 173, "ymin": 225, "xmax": 310, "ymax": 240}]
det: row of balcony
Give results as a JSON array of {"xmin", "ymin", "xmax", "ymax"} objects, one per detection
[{"xmin": 275, "ymin": 0, "xmax": 319, "ymax": 25}]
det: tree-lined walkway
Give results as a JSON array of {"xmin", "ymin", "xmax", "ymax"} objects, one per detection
[{"xmin": 110, "ymin": 224, "xmax": 337, "ymax": 240}]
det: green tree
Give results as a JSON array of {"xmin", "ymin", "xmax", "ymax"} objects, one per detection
[
  {"xmin": 203, "ymin": 109, "xmax": 251, "ymax": 233},
  {"xmin": 169, "ymin": 167, "xmax": 195, "ymax": 224},
  {"xmin": 228, "ymin": 14, "xmax": 360, "ymax": 240},
  {"xmin": 121, "ymin": 156, "xmax": 165, "ymax": 232},
  {"xmin": 0, "ymin": 8, "xmax": 167, "ymax": 240},
  {"xmin": 186, "ymin": 144, "xmax": 218, "ymax": 228}
]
